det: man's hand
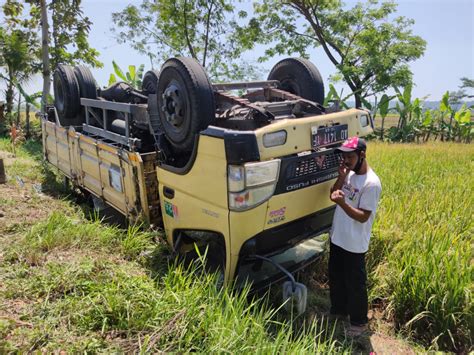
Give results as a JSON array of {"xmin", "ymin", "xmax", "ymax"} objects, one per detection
[
  {"xmin": 331, "ymin": 189, "xmax": 372, "ymax": 223},
  {"xmin": 338, "ymin": 161, "xmax": 350, "ymax": 179},
  {"xmin": 330, "ymin": 162, "xmax": 350, "ymax": 193},
  {"xmin": 330, "ymin": 189, "xmax": 346, "ymax": 205}
]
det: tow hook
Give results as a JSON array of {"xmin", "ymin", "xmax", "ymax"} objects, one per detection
[{"xmin": 252, "ymin": 255, "xmax": 308, "ymax": 315}]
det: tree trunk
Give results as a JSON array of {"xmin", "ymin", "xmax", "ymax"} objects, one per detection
[
  {"xmin": 5, "ymin": 80, "xmax": 14, "ymax": 120},
  {"xmin": 448, "ymin": 114, "xmax": 453, "ymax": 141},
  {"xmin": 41, "ymin": 0, "xmax": 51, "ymax": 113},
  {"xmin": 0, "ymin": 158, "xmax": 6, "ymax": 184},
  {"xmin": 0, "ymin": 103, "xmax": 4, "ymax": 127},
  {"xmin": 354, "ymin": 93, "xmax": 362, "ymax": 108},
  {"xmin": 16, "ymin": 91, "xmax": 21, "ymax": 126},
  {"xmin": 380, "ymin": 117, "xmax": 385, "ymax": 140},
  {"xmin": 25, "ymin": 103, "xmax": 30, "ymax": 139}
]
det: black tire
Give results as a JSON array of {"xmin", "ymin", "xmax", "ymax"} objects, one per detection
[
  {"xmin": 73, "ymin": 65, "xmax": 97, "ymax": 99},
  {"xmin": 142, "ymin": 70, "xmax": 160, "ymax": 94},
  {"xmin": 53, "ymin": 65, "xmax": 80, "ymax": 119},
  {"xmin": 156, "ymin": 57, "xmax": 215, "ymax": 153},
  {"xmin": 267, "ymin": 58, "xmax": 325, "ymax": 104}
]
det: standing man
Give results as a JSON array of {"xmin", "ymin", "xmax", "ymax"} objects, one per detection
[{"xmin": 329, "ymin": 137, "xmax": 382, "ymax": 336}]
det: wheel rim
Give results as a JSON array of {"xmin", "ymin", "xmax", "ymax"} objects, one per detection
[{"xmin": 161, "ymin": 83, "xmax": 185, "ymax": 128}]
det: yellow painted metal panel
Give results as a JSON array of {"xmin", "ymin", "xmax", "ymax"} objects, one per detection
[
  {"xmin": 157, "ymin": 136, "xmax": 231, "ymax": 279},
  {"xmin": 41, "ymin": 119, "xmax": 154, "ymax": 224},
  {"xmin": 81, "ymin": 154, "xmax": 102, "ymax": 182},
  {"xmin": 264, "ymin": 180, "xmax": 334, "ymax": 228},
  {"xmin": 254, "ymin": 108, "xmax": 373, "ymax": 160},
  {"xmin": 157, "ymin": 136, "xmax": 228, "ymax": 209},
  {"xmin": 227, "ymin": 203, "xmax": 269, "ymax": 278}
]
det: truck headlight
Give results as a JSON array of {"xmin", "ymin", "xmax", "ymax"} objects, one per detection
[
  {"xmin": 228, "ymin": 165, "xmax": 245, "ymax": 192},
  {"xmin": 228, "ymin": 159, "xmax": 280, "ymax": 211},
  {"xmin": 263, "ymin": 130, "xmax": 287, "ymax": 147}
]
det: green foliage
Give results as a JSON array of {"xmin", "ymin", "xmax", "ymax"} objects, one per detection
[
  {"xmin": 1, "ymin": 255, "xmax": 341, "ymax": 352},
  {"xmin": 454, "ymin": 77, "xmax": 474, "ymax": 100},
  {"xmin": 5, "ymin": 211, "xmax": 156, "ymax": 265},
  {"xmin": 379, "ymin": 85, "xmax": 471, "ymax": 143},
  {"xmin": 242, "ymin": 0, "xmax": 426, "ymax": 107},
  {"xmin": 108, "ymin": 61, "xmax": 145, "ymax": 89},
  {"xmin": 378, "ymin": 94, "xmax": 391, "ymax": 118},
  {"xmin": 375, "ymin": 93, "xmax": 394, "ymax": 139},
  {"xmin": 1, "ymin": 212, "xmax": 342, "ymax": 352},
  {"xmin": 0, "ymin": 0, "xmax": 101, "ymax": 126},
  {"xmin": 460, "ymin": 77, "xmax": 474, "ymax": 89},
  {"xmin": 111, "ymin": 0, "xmax": 260, "ymax": 81},
  {"xmin": 0, "ymin": 16, "xmax": 39, "ymax": 119},
  {"xmin": 323, "ymin": 84, "xmax": 349, "ymax": 109},
  {"xmin": 41, "ymin": 0, "xmax": 102, "ymax": 70},
  {"xmin": 369, "ymin": 142, "xmax": 473, "ymax": 352}
]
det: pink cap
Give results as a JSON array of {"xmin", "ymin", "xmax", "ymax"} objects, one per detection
[{"xmin": 336, "ymin": 137, "xmax": 367, "ymax": 152}]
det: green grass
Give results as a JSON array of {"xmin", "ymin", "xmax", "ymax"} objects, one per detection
[
  {"xmin": 1, "ymin": 214, "xmax": 343, "ymax": 352},
  {"xmin": 367, "ymin": 142, "xmax": 473, "ymax": 352},
  {"xmin": 0, "ymin": 138, "xmax": 345, "ymax": 352},
  {"xmin": 1, "ymin": 138, "xmax": 472, "ymax": 352}
]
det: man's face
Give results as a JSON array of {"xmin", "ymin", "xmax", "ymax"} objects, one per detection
[{"xmin": 341, "ymin": 151, "xmax": 364, "ymax": 170}]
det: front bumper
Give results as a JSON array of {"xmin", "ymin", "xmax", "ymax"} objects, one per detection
[{"xmin": 234, "ymin": 205, "xmax": 335, "ymax": 290}]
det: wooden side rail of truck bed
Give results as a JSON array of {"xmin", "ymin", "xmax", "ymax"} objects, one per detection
[{"xmin": 42, "ymin": 119, "xmax": 162, "ymax": 226}]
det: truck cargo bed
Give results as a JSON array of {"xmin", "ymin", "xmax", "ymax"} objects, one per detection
[{"xmin": 42, "ymin": 119, "xmax": 161, "ymax": 225}]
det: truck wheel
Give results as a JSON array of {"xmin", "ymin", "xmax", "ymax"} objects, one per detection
[
  {"xmin": 156, "ymin": 57, "xmax": 216, "ymax": 153},
  {"xmin": 53, "ymin": 65, "xmax": 81, "ymax": 119},
  {"xmin": 73, "ymin": 65, "xmax": 98, "ymax": 99},
  {"xmin": 142, "ymin": 70, "xmax": 160, "ymax": 94},
  {"xmin": 267, "ymin": 58, "xmax": 325, "ymax": 105}
]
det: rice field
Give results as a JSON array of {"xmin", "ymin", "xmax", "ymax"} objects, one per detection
[
  {"xmin": 367, "ymin": 141, "xmax": 473, "ymax": 352},
  {"xmin": 0, "ymin": 138, "xmax": 472, "ymax": 352}
]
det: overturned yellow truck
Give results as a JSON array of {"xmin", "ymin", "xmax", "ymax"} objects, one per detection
[{"xmin": 42, "ymin": 57, "xmax": 373, "ymax": 304}]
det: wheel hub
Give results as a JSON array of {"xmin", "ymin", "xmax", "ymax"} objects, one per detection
[{"xmin": 161, "ymin": 84, "xmax": 184, "ymax": 127}]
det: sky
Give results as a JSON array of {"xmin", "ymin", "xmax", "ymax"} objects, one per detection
[{"xmin": 1, "ymin": 0, "xmax": 473, "ymax": 102}]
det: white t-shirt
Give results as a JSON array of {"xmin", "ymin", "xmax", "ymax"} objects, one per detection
[{"xmin": 330, "ymin": 168, "xmax": 382, "ymax": 253}]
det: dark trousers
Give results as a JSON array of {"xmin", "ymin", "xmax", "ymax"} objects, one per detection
[{"xmin": 328, "ymin": 242, "xmax": 368, "ymax": 326}]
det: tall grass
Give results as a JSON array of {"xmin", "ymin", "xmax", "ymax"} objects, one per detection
[
  {"xmin": 2, "ymin": 138, "xmax": 472, "ymax": 351},
  {"xmin": 5, "ymin": 211, "xmax": 158, "ymax": 265},
  {"xmin": 1, "ymin": 211, "xmax": 343, "ymax": 352},
  {"xmin": 368, "ymin": 142, "xmax": 473, "ymax": 352}
]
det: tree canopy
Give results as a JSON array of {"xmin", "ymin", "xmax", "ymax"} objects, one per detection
[
  {"xmin": 0, "ymin": 0, "xmax": 101, "ymax": 120},
  {"xmin": 111, "ymin": 0, "xmax": 260, "ymax": 81},
  {"xmin": 0, "ymin": 1, "xmax": 40, "ymax": 121},
  {"xmin": 45, "ymin": 0, "xmax": 102, "ymax": 71},
  {"xmin": 240, "ymin": 0, "xmax": 426, "ymax": 107}
]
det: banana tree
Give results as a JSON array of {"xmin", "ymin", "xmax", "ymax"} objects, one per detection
[
  {"xmin": 323, "ymin": 84, "xmax": 350, "ymax": 110},
  {"xmin": 453, "ymin": 104, "xmax": 473, "ymax": 143},
  {"xmin": 108, "ymin": 61, "xmax": 145, "ymax": 89},
  {"xmin": 377, "ymin": 94, "xmax": 395, "ymax": 140},
  {"xmin": 389, "ymin": 84, "xmax": 427, "ymax": 142},
  {"xmin": 438, "ymin": 92, "xmax": 453, "ymax": 141},
  {"xmin": 421, "ymin": 109, "xmax": 434, "ymax": 142}
]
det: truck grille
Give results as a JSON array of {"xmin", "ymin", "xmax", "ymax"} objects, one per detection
[
  {"xmin": 274, "ymin": 149, "xmax": 341, "ymax": 195},
  {"xmin": 290, "ymin": 151, "xmax": 340, "ymax": 179}
]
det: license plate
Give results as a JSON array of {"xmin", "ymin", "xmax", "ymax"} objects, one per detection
[{"xmin": 311, "ymin": 124, "xmax": 348, "ymax": 148}]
